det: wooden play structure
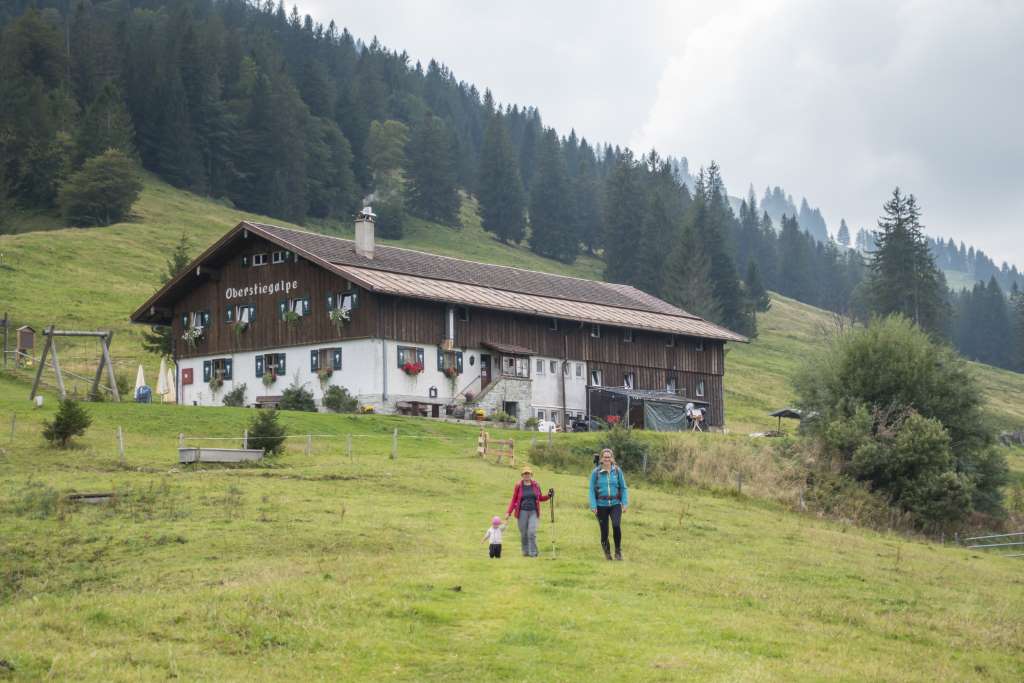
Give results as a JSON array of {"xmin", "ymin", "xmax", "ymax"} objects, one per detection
[
  {"xmin": 477, "ymin": 428, "xmax": 515, "ymax": 465},
  {"xmin": 29, "ymin": 327, "xmax": 120, "ymax": 402}
]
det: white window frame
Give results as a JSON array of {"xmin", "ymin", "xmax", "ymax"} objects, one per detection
[
  {"xmin": 535, "ymin": 359, "xmax": 545, "ymax": 375},
  {"xmin": 290, "ymin": 297, "xmax": 309, "ymax": 316},
  {"xmin": 623, "ymin": 328, "xmax": 633, "ymax": 343},
  {"xmin": 666, "ymin": 376, "xmax": 677, "ymax": 394},
  {"xmin": 591, "ymin": 324, "xmax": 601, "ymax": 339},
  {"xmin": 536, "ymin": 409, "xmax": 546, "ymax": 421},
  {"xmin": 237, "ymin": 304, "xmax": 254, "ymax": 324},
  {"xmin": 590, "ymin": 369, "xmax": 603, "ymax": 386},
  {"xmin": 550, "ymin": 360, "xmax": 558, "ymax": 375},
  {"xmin": 624, "ymin": 372, "xmax": 635, "ymax": 390},
  {"xmin": 575, "ymin": 363, "xmax": 584, "ymax": 379},
  {"xmin": 252, "ymin": 253, "xmax": 268, "ymax": 267},
  {"xmin": 696, "ymin": 379, "xmax": 705, "ymax": 397},
  {"xmin": 272, "ymin": 250, "xmax": 286, "ymax": 264}
]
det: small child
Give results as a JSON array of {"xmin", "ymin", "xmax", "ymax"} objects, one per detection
[{"xmin": 482, "ymin": 515, "xmax": 507, "ymax": 558}]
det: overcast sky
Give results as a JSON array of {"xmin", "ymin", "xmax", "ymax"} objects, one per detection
[{"xmin": 302, "ymin": 0, "xmax": 1024, "ymax": 267}]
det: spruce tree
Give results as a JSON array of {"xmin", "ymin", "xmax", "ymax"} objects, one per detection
[
  {"xmin": 58, "ymin": 149, "xmax": 142, "ymax": 226},
  {"xmin": 405, "ymin": 112, "xmax": 460, "ymax": 224},
  {"xmin": 837, "ymin": 219, "xmax": 851, "ymax": 247},
  {"xmin": 528, "ymin": 129, "xmax": 575, "ymax": 262},
  {"xmin": 602, "ymin": 151, "xmax": 645, "ymax": 284},
  {"xmin": 478, "ymin": 111, "xmax": 526, "ymax": 243},
  {"xmin": 142, "ymin": 232, "xmax": 193, "ymax": 357},
  {"xmin": 75, "ymin": 82, "xmax": 136, "ymax": 166},
  {"xmin": 866, "ymin": 188, "xmax": 948, "ymax": 335}
]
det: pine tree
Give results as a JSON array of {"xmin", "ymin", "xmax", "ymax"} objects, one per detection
[
  {"xmin": 746, "ymin": 260, "xmax": 771, "ymax": 312},
  {"xmin": 478, "ymin": 111, "xmax": 525, "ymax": 243},
  {"xmin": 405, "ymin": 112, "xmax": 460, "ymax": 224},
  {"xmin": 74, "ymin": 82, "xmax": 136, "ymax": 165},
  {"xmin": 837, "ymin": 219, "xmax": 851, "ymax": 247},
  {"xmin": 866, "ymin": 188, "xmax": 948, "ymax": 335},
  {"xmin": 142, "ymin": 232, "xmax": 193, "ymax": 357},
  {"xmin": 602, "ymin": 151, "xmax": 645, "ymax": 284},
  {"xmin": 528, "ymin": 129, "xmax": 575, "ymax": 262}
]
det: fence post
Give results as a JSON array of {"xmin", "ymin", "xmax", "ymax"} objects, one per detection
[
  {"xmin": 178, "ymin": 433, "xmax": 185, "ymax": 448},
  {"xmin": 547, "ymin": 429, "xmax": 552, "ymax": 447},
  {"xmin": 9, "ymin": 413, "xmax": 15, "ymax": 443},
  {"xmin": 243, "ymin": 429, "xmax": 248, "ymax": 449},
  {"xmin": 305, "ymin": 434, "xmax": 312, "ymax": 456},
  {"xmin": 531, "ymin": 432, "xmax": 536, "ymax": 448},
  {"xmin": 116, "ymin": 426, "xmax": 126, "ymax": 465},
  {"xmin": 391, "ymin": 428, "xmax": 398, "ymax": 459},
  {"xmin": 477, "ymin": 429, "xmax": 486, "ymax": 458},
  {"xmin": 347, "ymin": 433, "xmax": 353, "ymax": 462},
  {"xmin": 642, "ymin": 452, "xmax": 648, "ymax": 474}
]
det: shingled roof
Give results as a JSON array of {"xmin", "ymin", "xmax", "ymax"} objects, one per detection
[{"xmin": 131, "ymin": 221, "xmax": 748, "ymax": 343}]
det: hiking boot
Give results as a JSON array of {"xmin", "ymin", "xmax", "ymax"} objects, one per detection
[
  {"xmin": 602, "ymin": 541, "xmax": 613, "ymax": 561},
  {"xmin": 614, "ymin": 549, "xmax": 623, "ymax": 561}
]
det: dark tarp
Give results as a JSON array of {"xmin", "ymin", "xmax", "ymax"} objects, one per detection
[{"xmin": 643, "ymin": 400, "xmax": 688, "ymax": 432}]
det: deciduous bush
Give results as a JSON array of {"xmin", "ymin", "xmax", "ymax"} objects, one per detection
[
  {"xmin": 794, "ymin": 316, "xmax": 1009, "ymax": 529},
  {"xmin": 58, "ymin": 148, "xmax": 142, "ymax": 226},
  {"xmin": 222, "ymin": 383, "xmax": 247, "ymax": 407},
  {"xmin": 322, "ymin": 385, "xmax": 358, "ymax": 413},
  {"xmin": 247, "ymin": 409, "xmax": 286, "ymax": 455},
  {"xmin": 42, "ymin": 399, "xmax": 92, "ymax": 448}
]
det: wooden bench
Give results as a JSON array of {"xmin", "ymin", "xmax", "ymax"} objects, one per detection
[{"xmin": 255, "ymin": 395, "xmax": 283, "ymax": 409}]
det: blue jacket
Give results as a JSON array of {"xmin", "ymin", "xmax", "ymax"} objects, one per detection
[{"xmin": 589, "ymin": 466, "xmax": 628, "ymax": 509}]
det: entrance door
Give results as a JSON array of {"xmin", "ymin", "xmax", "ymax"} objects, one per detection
[{"xmin": 480, "ymin": 354, "xmax": 491, "ymax": 389}]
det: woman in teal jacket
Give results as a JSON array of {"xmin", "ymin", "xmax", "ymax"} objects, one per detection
[{"xmin": 588, "ymin": 448, "xmax": 628, "ymax": 560}]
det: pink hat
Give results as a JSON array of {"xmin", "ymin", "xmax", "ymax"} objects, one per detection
[{"xmin": 492, "ymin": 516, "xmax": 502, "ymax": 526}]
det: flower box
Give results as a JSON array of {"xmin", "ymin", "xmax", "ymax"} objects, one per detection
[{"xmin": 402, "ymin": 362, "xmax": 424, "ymax": 376}]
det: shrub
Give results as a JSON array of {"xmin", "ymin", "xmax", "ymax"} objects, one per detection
[
  {"xmin": 490, "ymin": 410, "xmax": 514, "ymax": 423},
  {"xmin": 794, "ymin": 315, "xmax": 1009, "ymax": 527},
  {"xmin": 222, "ymin": 383, "xmax": 247, "ymax": 407},
  {"xmin": 247, "ymin": 409, "xmax": 286, "ymax": 455},
  {"xmin": 279, "ymin": 379, "xmax": 316, "ymax": 412},
  {"xmin": 58, "ymin": 148, "xmax": 142, "ymax": 226},
  {"xmin": 322, "ymin": 385, "xmax": 358, "ymax": 413},
  {"xmin": 42, "ymin": 399, "xmax": 92, "ymax": 448},
  {"xmin": 524, "ymin": 417, "xmax": 539, "ymax": 430},
  {"xmin": 598, "ymin": 426, "xmax": 649, "ymax": 472}
]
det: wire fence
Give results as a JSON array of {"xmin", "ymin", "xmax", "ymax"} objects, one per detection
[{"xmin": 961, "ymin": 531, "xmax": 1024, "ymax": 558}]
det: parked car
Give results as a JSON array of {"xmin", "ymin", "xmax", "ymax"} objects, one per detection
[{"xmin": 571, "ymin": 416, "xmax": 608, "ymax": 432}]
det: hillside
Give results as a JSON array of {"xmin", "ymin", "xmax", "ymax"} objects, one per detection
[
  {"xmin": 0, "ymin": 374, "xmax": 1022, "ymax": 680},
  {"xmin": 2, "ymin": 177, "xmax": 1024, "ymax": 433}
]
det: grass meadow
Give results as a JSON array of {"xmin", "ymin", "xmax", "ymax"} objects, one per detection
[{"xmin": 1, "ymin": 373, "xmax": 1023, "ymax": 681}]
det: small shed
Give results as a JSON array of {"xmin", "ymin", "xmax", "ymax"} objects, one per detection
[
  {"xmin": 769, "ymin": 408, "xmax": 802, "ymax": 434},
  {"xmin": 16, "ymin": 325, "xmax": 34, "ymax": 353}
]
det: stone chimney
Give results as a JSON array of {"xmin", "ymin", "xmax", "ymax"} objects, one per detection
[{"xmin": 354, "ymin": 206, "xmax": 376, "ymax": 259}]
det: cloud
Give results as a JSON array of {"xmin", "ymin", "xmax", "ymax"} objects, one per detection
[{"xmin": 634, "ymin": 1, "xmax": 1024, "ymax": 265}]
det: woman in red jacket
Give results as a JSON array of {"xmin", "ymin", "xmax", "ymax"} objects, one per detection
[{"xmin": 506, "ymin": 465, "xmax": 552, "ymax": 557}]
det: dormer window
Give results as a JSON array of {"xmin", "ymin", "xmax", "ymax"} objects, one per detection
[
  {"xmin": 252, "ymin": 253, "xmax": 268, "ymax": 267},
  {"xmin": 591, "ymin": 324, "xmax": 601, "ymax": 339},
  {"xmin": 623, "ymin": 328, "xmax": 633, "ymax": 343}
]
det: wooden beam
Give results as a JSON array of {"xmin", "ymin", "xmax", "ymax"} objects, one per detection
[
  {"xmin": 102, "ymin": 332, "xmax": 120, "ymax": 402},
  {"xmin": 44, "ymin": 330, "xmax": 113, "ymax": 338},
  {"xmin": 29, "ymin": 328, "xmax": 52, "ymax": 400},
  {"xmin": 50, "ymin": 331, "xmax": 66, "ymax": 400}
]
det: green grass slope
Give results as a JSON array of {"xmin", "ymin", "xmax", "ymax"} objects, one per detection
[
  {"xmin": 0, "ymin": 375, "xmax": 1022, "ymax": 680},
  {"xmin": 2, "ymin": 177, "xmax": 1024, "ymax": 432}
]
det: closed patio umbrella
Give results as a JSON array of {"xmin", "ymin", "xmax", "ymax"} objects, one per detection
[
  {"xmin": 156, "ymin": 357, "xmax": 168, "ymax": 397},
  {"xmin": 134, "ymin": 364, "xmax": 146, "ymax": 398},
  {"xmin": 164, "ymin": 365, "xmax": 177, "ymax": 403}
]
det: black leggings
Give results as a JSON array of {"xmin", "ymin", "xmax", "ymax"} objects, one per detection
[{"xmin": 596, "ymin": 504, "xmax": 622, "ymax": 550}]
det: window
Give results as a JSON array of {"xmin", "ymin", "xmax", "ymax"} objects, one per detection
[
  {"xmin": 696, "ymin": 379, "xmax": 705, "ymax": 397},
  {"xmin": 252, "ymin": 253, "xmax": 268, "ymax": 266},
  {"xmin": 548, "ymin": 318, "xmax": 559, "ymax": 332},
  {"xmin": 225, "ymin": 306, "xmax": 233, "ymax": 324},
  {"xmin": 503, "ymin": 401, "xmax": 518, "ymax": 418},
  {"xmin": 624, "ymin": 372, "xmax": 635, "ymax": 390},
  {"xmin": 623, "ymin": 328, "xmax": 633, "ymax": 343},
  {"xmin": 183, "ymin": 310, "xmax": 210, "ymax": 331},
  {"xmin": 312, "ymin": 348, "xmax": 343, "ymax": 372},
  {"xmin": 203, "ymin": 358, "xmax": 233, "ymax": 382},
  {"xmin": 280, "ymin": 297, "xmax": 310, "ymax": 319},
  {"xmin": 590, "ymin": 369, "xmax": 603, "ymax": 386},
  {"xmin": 536, "ymin": 409, "xmax": 546, "ymax": 421},
  {"xmin": 254, "ymin": 353, "xmax": 286, "ymax": 378},
  {"xmin": 666, "ymin": 376, "xmax": 678, "ymax": 394},
  {"xmin": 550, "ymin": 360, "xmax": 558, "ymax": 375},
  {"xmin": 535, "ymin": 359, "xmax": 545, "ymax": 375},
  {"xmin": 455, "ymin": 306, "xmax": 470, "ymax": 322},
  {"xmin": 237, "ymin": 304, "xmax": 255, "ymax": 324},
  {"xmin": 437, "ymin": 348, "xmax": 463, "ymax": 374},
  {"xmin": 397, "ymin": 345, "xmax": 424, "ymax": 368},
  {"xmin": 575, "ymin": 363, "xmax": 584, "ymax": 378},
  {"xmin": 695, "ymin": 339, "xmax": 705, "ymax": 352},
  {"xmin": 666, "ymin": 335, "xmax": 676, "ymax": 348},
  {"xmin": 272, "ymin": 250, "xmax": 292, "ymax": 264},
  {"xmin": 551, "ymin": 411, "xmax": 561, "ymax": 426},
  {"xmin": 327, "ymin": 290, "xmax": 359, "ymax": 319},
  {"xmin": 502, "ymin": 355, "xmax": 529, "ymax": 378},
  {"xmin": 591, "ymin": 324, "xmax": 601, "ymax": 339},
  {"xmin": 563, "ymin": 362, "xmax": 570, "ymax": 378}
]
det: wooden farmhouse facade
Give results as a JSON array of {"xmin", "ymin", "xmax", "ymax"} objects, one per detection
[{"xmin": 131, "ymin": 212, "xmax": 746, "ymax": 428}]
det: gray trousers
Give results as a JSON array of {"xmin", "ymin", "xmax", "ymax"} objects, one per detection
[{"xmin": 517, "ymin": 511, "xmax": 539, "ymax": 556}]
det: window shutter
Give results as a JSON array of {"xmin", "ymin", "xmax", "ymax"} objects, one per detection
[
  {"xmin": 416, "ymin": 348, "xmax": 424, "ymax": 366},
  {"xmin": 241, "ymin": 255, "xmax": 250, "ymax": 268},
  {"xmin": 203, "ymin": 361, "xmax": 211, "ymax": 382},
  {"xmin": 255, "ymin": 355, "xmax": 264, "ymax": 377},
  {"xmin": 326, "ymin": 294, "xmax": 335, "ymax": 311},
  {"xmin": 332, "ymin": 349, "xmax": 342, "ymax": 370},
  {"xmin": 224, "ymin": 359, "xmax": 233, "ymax": 380},
  {"xmin": 349, "ymin": 290, "xmax": 359, "ymax": 309},
  {"xmin": 181, "ymin": 313, "xmax": 189, "ymax": 329},
  {"xmin": 277, "ymin": 353, "xmax": 286, "ymax": 374},
  {"xmin": 302, "ymin": 298, "xmax": 310, "ymax": 315},
  {"xmin": 278, "ymin": 300, "xmax": 287, "ymax": 320},
  {"xmin": 437, "ymin": 347, "xmax": 444, "ymax": 370},
  {"xmin": 201, "ymin": 311, "xmax": 211, "ymax": 327},
  {"xmin": 249, "ymin": 304, "xmax": 256, "ymax": 322},
  {"xmin": 225, "ymin": 306, "xmax": 234, "ymax": 323},
  {"xmin": 310, "ymin": 349, "xmax": 319, "ymax": 372},
  {"xmin": 456, "ymin": 351, "xmax": 463, "ymax": 373}
]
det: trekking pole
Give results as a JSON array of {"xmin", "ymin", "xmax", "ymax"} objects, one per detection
[{"xmin": 549, "ymin": 488, "xmax": 556, "ymax": 559}]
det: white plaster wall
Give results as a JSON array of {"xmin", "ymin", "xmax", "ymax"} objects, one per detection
[{"xmin": 528, "ymin": 356, "xmax": 587, "ymax": 423}]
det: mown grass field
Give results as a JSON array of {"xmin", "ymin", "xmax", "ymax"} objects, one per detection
[
  {"xmin": 0, "ymin": 372, "xmax": 1022, "ymax": 681},
  {"xmin": 3, "ymin": 176, "xmax": 1024, "ymax": 435}
]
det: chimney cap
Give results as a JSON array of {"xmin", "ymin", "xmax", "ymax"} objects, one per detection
[{"xmin": 357, "ymin": 206, "xmax": 376, "ymax": 222}]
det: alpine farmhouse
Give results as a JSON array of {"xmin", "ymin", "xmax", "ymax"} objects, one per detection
[{"xmin": 131, "ymin": 212, "xmax": 747, "ymax": 429}]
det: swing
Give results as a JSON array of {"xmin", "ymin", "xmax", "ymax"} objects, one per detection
[{"xmin": 29, "ymin": 327, "xmax": 121, "ymax": 402}]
